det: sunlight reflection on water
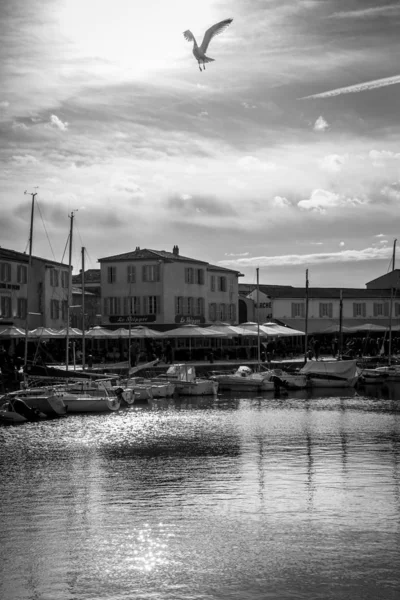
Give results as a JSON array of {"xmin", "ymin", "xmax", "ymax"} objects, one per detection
[{"xmin": 1, "ymin": 390, "xmax": 400, "ymax": 600}]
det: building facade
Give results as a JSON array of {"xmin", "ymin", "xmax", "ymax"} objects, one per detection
[
  {"xmin": 0, "ymin": 248, "xmax": 71, "ymax": 330},
  {"xmin": 98, "ymin": 246, "xmax": 242, "ymax": 329},
  {"xmin": 239, "ymin": 283, "xmax": 398, "ymax": 333}
]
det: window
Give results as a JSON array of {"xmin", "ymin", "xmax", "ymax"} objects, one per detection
[
  {"xmin": 0, "ymin": 295, "xmax": 11, "ymax": 317},
  {"xmin": 228, "ymin": 303, "xmax": 236, "ymax": 321},
  {"xmin": 50, "ymin": 299, "xmax": 60, "ymax": 319},
  {"xmin": 291, "ymin": 303, "xmax": 305, "ymax": 318},
  {"xmin": 185, "ymin": 267, "xmax": 194, "ymax": 284},
  {"xmin": 142, "ymin": 265, "xmax": 160, "ymax": 282},
  {"xmin": 144, "ymin": 296, "xmax": 160, "ymax": 314},
  {"xmin": 17, "ymin": 265, "xmax": 27, "ymax": 284},
  {"xmin": 17, "ymin": 297, "xmax": 27, "ymax": 319},
  {"xmin": 218, "ymin": 276, "xmax": 227, "ymax": 292},
  {"xmin": 353, "ymin": 302, "xmax": 366, "ymax": 317},
  {"xmin": 104, "ymin": 297, "xmax": 120, "ymax": 316},
  {"xmin": 373, "ymin": 302, "xmax": 389, "ymax": 317},
  {"xmin": 319, "ymin": 302, "xmax": 333, "ymax": 318},
  {"xmin": 209, "ymin": 303, "xmax": 217, "ymax": 321},
  {"xmin": 61, "ymin": 271, "xmax": 69, "ymax": 288},
  {"xmin": 175, "ymin": 296, "xmax": 183, "ymax": 314},
  {"xmin": 127, "ymin": 265, "xmax": 136, "ymax": 283},
  {"xmin": 107, "ymin": 266, "xmax": 117, "ymax": 284},
  {"xmin": 50, "ymin": 269, "xmax": 59, "ymax": 287},
  {"xmin": 395, "ymin": 303, "xmax": 400, "ymax": 317},
  {"xmin": 187, "ymin": 297, "xmax": 194, "ymax": 315},
  {"xmin": 210, "ymin": 275, "xmax": 215, "ymax": 291},
  {"xmin": 124, "ymin": 296, "xmax": 140, "ymax": 315},
  {"xmin": 196, "ymin": 269, "xmax": 204, "ymax": 284},
  {"xmin": 196, "ymin": 297, "xmax": 205, "ymax": 316},
  {"xmin": 61, "ymin": 300, "xmax": 68, "ymax": 321},
  {"xmin": 218, "ymin": 303, "xmax": 226, "ymax": 321},
  {"xmin": 0, "ymin": 263, "xmax": 11, "ymax": 282}
]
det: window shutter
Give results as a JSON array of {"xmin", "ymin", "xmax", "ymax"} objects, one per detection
[
  {"xmin": 384, "ymin": 302, "xmax": 389, "ymax": 317},
  {"xmin": 353, "ymin": 303, "xmax": 356, "ymax": 317},
  {"xmin": 362, "ymin": 303, "xmax": 366, "ymax": 317},
  {"xmin": 156, "ymin": 265, "xmax": 160, "ymax": 282},
  {"xmin": 328, "ymin": 304, "xmax": 333, "ymax": 319},
  {"xmin": 291, "ymin": 303, "xmax": 295, "ymax": 318},
  {"xmin": 104, "ymin": 298, "xmax": 108, "ymax": 316},
  {"xmin": 142, "ymin": 266, "xmax": 147, "ymax": 282},
  {"xmin": 319, "ymin": 303, "xmax": 323, "ymax": 318},
  {"xmin": 124, "ymin": 297, "xmax": 129, "ymax": 314},
  {"xmin": 373, "ymin": 303, "xmax": 378, "ymax": 317}
]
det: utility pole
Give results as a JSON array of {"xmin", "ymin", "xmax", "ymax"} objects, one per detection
[
  {"xmin": 65, "ymin": 211, "xmax": 75, "ymax": 370},
  {"xmin": 304, "ymin": 269, "xmax": 309, "ymax": 364}
]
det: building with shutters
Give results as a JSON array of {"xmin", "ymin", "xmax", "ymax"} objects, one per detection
[
  {"xmin": 98, "ymin": 245, "xmax": 243, "ymax": 329},
  {"xmin": 239, "ymin": 283, "xmax": 398, "ymax": 333},
  {"xmin": 0, "ymin": 247, "xmax": 71, "ymax": 330}
]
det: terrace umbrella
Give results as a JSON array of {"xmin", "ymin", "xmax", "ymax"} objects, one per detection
[
  {"xmin": 262, "ymin": 322, "xmax": 305, "ymax": 337},
  {"xmin": 129, "ymin": 326, "xmax": 164, "ymax": 338},
  {"xmin": 347, "ymin": 323, "xmax": 388, "ymax": 333},
  {"xmin": 28, "ymin": 327, "xmax": 60, "ymax": 339},
  {"xmin": 162, "ymin": 324, "xmax": 225, "ymax": 338},
  {"xmin": 318, "ymin": 324, "xmax": 352, "ymax": 335},
  {"xmin": 162, "ymin": 323, "xmax": 226, "ymax": 359},
  {"xmin": 0, "ymin": 326, "xmax": 27, "ymax": 337},
  {"xmin": 55, "ymin": 327, "xmax": 83, "ymax": 337},
  {"xmin": 84, "ymin": 326, "xmax": 115, "ymax": 339}
]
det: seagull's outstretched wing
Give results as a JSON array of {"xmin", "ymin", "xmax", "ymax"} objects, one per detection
[
  {"xmin": 199, "ymin": 18, "xmax": 233, "ymax": 54},
  {"xmin": 183, "ymin": 29, "xmax": 196, "ymax": 43}
]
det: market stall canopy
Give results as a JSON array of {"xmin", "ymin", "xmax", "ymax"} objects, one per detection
[
  {"xmin": 0, "ymin": 326, "xmax": 26, "ymax": 337},
  {"xmin": 162, "ymin": 324, "xmax": 226, "ymax": 337}
]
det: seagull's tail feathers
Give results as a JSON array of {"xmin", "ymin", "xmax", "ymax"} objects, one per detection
[
  {"xmin": 203, "ymin": 56, "xmax": 215, "ymax": 63},
  {"xmin": 183, "ymin": 29, "xmax": 195, "ymax": 42}
]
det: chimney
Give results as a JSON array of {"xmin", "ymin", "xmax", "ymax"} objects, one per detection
[
  {"xmin": 172, "ymin": 245, "xmax": 179, "ymax": 256},
  {"xmin": 135, "ymin": 246, "xmax": 140, "ymax": 251}
]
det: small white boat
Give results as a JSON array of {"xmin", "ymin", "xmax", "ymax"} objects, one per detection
[
  {"xmin": 125, "ymin": 377, "xmax": 175, "ymax": 399},
  {"xmin": 360, "ymin": 365, "xmax": 400, "ymax": 384},
  {"xmin": 299, "ymin": 359, "xmax": 360, "ymax": 388},
  {"xmin": 210, "ymin": 365, "xmax": 277, "ymax": 392},
  {"xmin": 165, "ymin": 364, "xmax": 218, "ymax": 396},
  {"xmin": 267, "ymin": 368, "xmax": 308, "ymax": 390},
  {"xmin": 59, "ymin": 393, "xmax": 121, "ymax": 413}
]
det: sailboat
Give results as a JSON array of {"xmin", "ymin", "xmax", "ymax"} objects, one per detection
[{"xmin": 298, "ymin": 272, "xmax": 360, "ymax": 388}]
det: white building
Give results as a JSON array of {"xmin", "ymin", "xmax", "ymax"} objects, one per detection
[{"xmin": 98, "ymin": 246, "xmax": 243, "ymax": 329}]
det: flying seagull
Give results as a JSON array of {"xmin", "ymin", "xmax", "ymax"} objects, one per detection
[{"xmin": 183, "ymin": 18, "xmax": 233, "ymax": 71}]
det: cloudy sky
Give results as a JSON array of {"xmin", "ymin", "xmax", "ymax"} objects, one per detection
[{"xmin": 1, "ymin": 0, "xmax": 400, "ymax": 287}]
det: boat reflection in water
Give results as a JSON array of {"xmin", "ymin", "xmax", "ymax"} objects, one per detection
[{"xmin": 0, "ymin": 386, "xmax": 399, "ymax": 600}]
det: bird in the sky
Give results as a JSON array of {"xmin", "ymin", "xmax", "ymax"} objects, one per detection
[{"xmin": 183, "ymin": 18, "xmax": 233, "ymax": 72}]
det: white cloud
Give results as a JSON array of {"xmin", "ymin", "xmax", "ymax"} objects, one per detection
[
  {"xmin": 339, "ymin": 241, "xmax": 345, "ymax": 246},
  {"xmin": 198, "ymin": 111, "xmax": 209, "ymax": 118},
  {"xmin": 313, "ymin": 116, "xmax": 329, "ymax": 132},
  {"xmin": 224, "ymin": 252, "xmax": 250, "ymax": 257},
  {"xmin": 237, "ymin": 156, "xmax": 276, "ymax": 171},
  {"xmin": 11, "ymin": 154, "xmax": 38, "ymax": 165},
  {"xmin": 298, "ymin": 189, "xmax": 365, "ymax": 213},
  {"xmin": 12, "ymin": 121, "xmax": 29, "ymax": 131},
  {"xmin": 242, "ymin": 101, "xmax": 257, "ymax": 109},
  {"xmin": 0, "ymin": 101, "xmax": 9, "ymax": 109},
  {"xmin": 319, "ymin": 154, "xmax": 346, "ymax": 172},
  {"xmin": 271, "ymin": 196, "xmax": 291, "ymax": 208},
  {"xmin": 218, "ymin": 246, "xmax": 393, "ymax": 269},
  {"xmin": 50, "ymin": 114, "xmax": 68, "ymax": 131},
  {"xmin": 370, "ymin": 149, "xmax": 400, "ymax": 167}
]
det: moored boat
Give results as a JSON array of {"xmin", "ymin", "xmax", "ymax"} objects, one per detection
[
  {"xmin": 299, "ymin": 359, "xmax": 360, "ymax": 388},
  {"xmin": 165, "ymin": 364, "xmax": 218, "ymax": 396}
]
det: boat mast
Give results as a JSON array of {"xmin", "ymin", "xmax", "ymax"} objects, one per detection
[
  {"xmin": 338, "ymin": 289, "xmax": 343, "ymax": 360},
  {"xmin": 392, "ymin": 239, "xmax": 397, "ymax": 270},
  {"xmin": 304, "ymin": 269, "xmax": 309, "ymax": 363},
  {"xmin": 23, "ymin": 189, "xmax": 38, "ymax": 372},
  {"xmin": 256, "ymin": 267, "xmax": 260, "ymax": 367},
  {"xmin": 65, "ymin": 211, "xmax": 75, "ymax": 371},
  {"xmin": 388, "ymin": 287, "xmax": 394, "ymax": 366},
  {"xmin": 81, "ymin": 246, "xmax": 86, "ymax": 370}
]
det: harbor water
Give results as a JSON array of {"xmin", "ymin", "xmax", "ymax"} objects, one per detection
[{"xmin": 1, "ymin": 387, "xmax": 400, "ymax": 600}]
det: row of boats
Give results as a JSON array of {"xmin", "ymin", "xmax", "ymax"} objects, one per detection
[
  {"xmin": 0, "ymin": 364, "xmax": 219, "ymax": 424},
  {"xmin": 2, "ymin": 359, "xmax": 397, "ymax": 423}
]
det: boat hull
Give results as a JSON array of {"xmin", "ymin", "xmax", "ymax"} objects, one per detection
[
  {"xmin": 175, "ymin": 380, "xmax": 218, "ymax": 396},
  {"xmin": 61, "ymin": 395, "xmax": 121, "ymax": 413}
]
